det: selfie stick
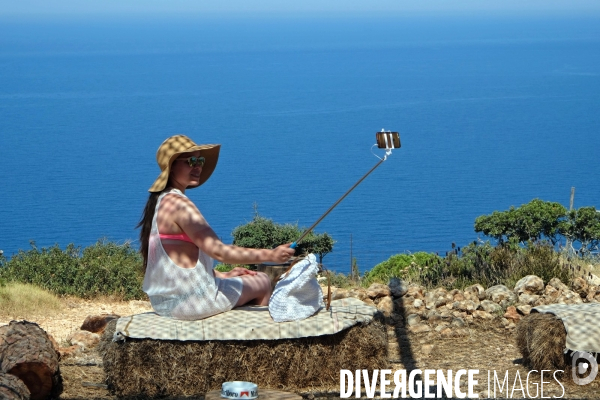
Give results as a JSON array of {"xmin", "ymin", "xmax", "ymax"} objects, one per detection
[{"xmin": 290, "ymin": 130, "xmax": 401, "ymax": 249}]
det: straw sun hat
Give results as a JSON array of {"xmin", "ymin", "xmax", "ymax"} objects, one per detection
[{"xmin": 148, "ymin": 135, "xmax": 221, "ymax": 193}]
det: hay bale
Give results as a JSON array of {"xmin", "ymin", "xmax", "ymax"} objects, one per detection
[
  {"xmin": 515, "ymin": 312, "xmax": 567, "ymax": 371},
  {"xmin": 100, "ymin": 319, "xmax": 387, "ymax": 399}
]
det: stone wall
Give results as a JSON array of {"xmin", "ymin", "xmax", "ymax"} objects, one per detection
[{"xmin": 323, "ymin": 274, "xmax": 600, "ymax": 337}]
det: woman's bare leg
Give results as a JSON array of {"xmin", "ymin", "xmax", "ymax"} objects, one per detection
[{"xmin": 235, "ymin": 272, "xmax": 272, "ymax": 306}]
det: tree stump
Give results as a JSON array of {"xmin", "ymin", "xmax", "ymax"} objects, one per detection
[
  {"xmin": 0, "ymin": 321, "xmax": 62, "ymax": 400},
  {"xmin": 0, "ymin": 373, "xmax": 31, "ymax": 400}
]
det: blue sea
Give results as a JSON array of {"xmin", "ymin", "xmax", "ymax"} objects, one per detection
[{"xmin": 1, "ymin": 15, "xmax": 599, "ymax": 273}]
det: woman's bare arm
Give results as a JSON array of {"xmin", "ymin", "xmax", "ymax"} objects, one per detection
[{"xmin": 169, "ymin": 195, "xmax": 294, "ymax": 265}]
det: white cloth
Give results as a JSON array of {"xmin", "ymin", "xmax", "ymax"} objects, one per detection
[
  {"xmin": 268, "ymin": 254, "xmax": 324, "ymax": 322},
  {"xmin": 142, "ymin": 188, "xmax": 243, "ymax": 320},
  {"xmin": 533, "ymin": 303, "xmax": 600, "ymax": 353}
]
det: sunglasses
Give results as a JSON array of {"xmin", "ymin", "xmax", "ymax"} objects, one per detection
[{"xmin": 176, "ymin": 156, "xmax": 205, "ymax": 168}]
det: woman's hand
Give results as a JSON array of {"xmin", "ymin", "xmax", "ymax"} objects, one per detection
[{"xmin": 270, "ymin": 243, "xmax": 296, "ymax": 264}]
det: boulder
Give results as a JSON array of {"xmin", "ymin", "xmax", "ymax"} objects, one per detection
[
  {"xmin": 80, "ymin": 313, "xmax": 120, "ymax": 334},
  {"xmin": 516, "ymin": 305, "xmax": 532, "ymax": 315},
  {"xmin": 376, "ymin": 296, "xmax": 394, "ymax": 317},
  {"xmin": 485, "ymin": 285, "xmax": 517, "ymax": 307},
  {"xmin": 67, "ymin": 330, "xmax": 101, "ymax": 349},
  {"xmin": 406, "ymin": 285, "xmax": 424, "ymax": 300},
  {"xmin": 517, "ymin": 293, "xmax": 540, "ymax": 306},
  {"xmin": 548, "ymin": 278, "xmax": 569, "ymax": 292},
  {"xmin": 513, "ymin": 275, "xmax": 544, "ymax": 295},
  {"xmin": 586, "ymin": 273, "xmax": 600, "ymax": 286},
  {"xmin": 464, "ymin": 284, "xmax": 487, "ymax": 301},
  {"xmin": 478, "ymin": 300, "xmax": 501, "ymax": 314},
  {"xmin": 366, "ymin": 283, "xmax": 391, "ymax": 299},
  {"xmin": 571, "ymin": 277, "xmax": 588, "ymax": 298},
  {"xmin": 503, "ymin": 306, "xmax": 521, "ymax": 322},
  {"xmin": 472, "ymin": 310, "xmax": 494, "ymax": 320},
  {"xmin": 388, "ymin": 278, "xmax": 408, "ymax": 298},
  {"xmin": 406, "ymin": 314, "xmax": 421, "ymax": 326},
  {"xmin": 408, "ymin": 323, "xmax": 431, "ymax": 334}
]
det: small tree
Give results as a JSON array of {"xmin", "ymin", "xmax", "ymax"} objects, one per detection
[
  {"xmin": 475, "ymin": 198, "xmax": 567, "ymax": 245},
  {"xmin": 560, "ymin": 206, "xmax": 600, "ymax": 255},
  {"xmin": 231, "ymin": 212, "xmax": 335, "ymax": 264}
]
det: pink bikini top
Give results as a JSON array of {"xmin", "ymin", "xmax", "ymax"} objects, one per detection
[{"xmin": 159, "ymin": 233, "xmax": 195, "ymax": 244}]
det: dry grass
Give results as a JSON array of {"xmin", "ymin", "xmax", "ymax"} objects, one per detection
[
  {"xmin": 515, "ymin": 312, "xmax": 568, "ymax": 373},
  {"xmin": 0, "ymin": 283, "xmax": 63, "ymax": 319},
  {"xmin": 99, "ymin": 320, "xmax": 388, "ymax": 399}
]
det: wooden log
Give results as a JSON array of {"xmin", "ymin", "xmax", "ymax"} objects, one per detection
[
  {"xmin": 0, "ymin": 321, "xmax": 62, "ymax": 400},
  {"xmin": 0, "ymin": 373, "xmax": 31, "ymax": 400}
]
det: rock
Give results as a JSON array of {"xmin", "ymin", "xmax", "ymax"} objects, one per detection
[
  {"xmin": 548, "ymin": 278, "xmax": 569, "ymax": 292},
  {"xmin": 478, "ymin": 300, "xmax": 501, "ymax": 314},
  {"xmin": 331, "ymin": 288, "xmax": 349, "ymax": 300},
  {"xmin": 362, "ymin": 298, "xmax": 375, "ymax": 306},
  {"xmin": 452, "ymin": 291, "xmax": 465, "ymax": 302},
  {"xmin": 80, "ymin": 313, "xmax": 120, "ymax": 334},
  {"xmin": 439, "ymin": 327, "xmax": 453, "ymax": 337},
  {"xmin": 572, "ymin": 277, "xmax": 588, "ymax": 298},
  {"xmin": 472, "ymin": 310, "xmax": 494, "ymax": 320},
  {"xmin": 434, "ymin": 323, "xmax": 450, "ymax": 332},
  {"xmin": 503, "ymin": 306, "xmax": 521, "ymax": 322},
  {"xmin": 485, "ymin": 285, "xmax": 517, "ymax": 307},
  {"xmin": 451, "ymin": 317, "xmax": 466, "ymax": 328},
  {"xmin": 421, "ymin": 344, "xmax": 434, "ymax": 356},
  {"xmin": 406, "ymin": 285, "xmax": 424, "ymax": 300},
  {"xmin": 425, "ymin": 311, "xmax": 444, "ymax": 323},
  {"xmin": 454, "ymin": 300, "xmax": 478, "ymax": 312},
  {"xmin": 586, "ymin": 273, "xmax": 600, "ymax": 286},
  {"xmin": 376, "ymin": 296, "xmax": 394, "ymax": 317},
  {"xmin": 413, "ymin": 299, "xmax": 424, "ymax": 308},
  {"xmin": 434, "ymin": 297, "xmax": 450, "ymax": 308},
  {"xmin": 67, "ymin": 330, "xmax": 100, "ymax": 349},
  {"xmin": 406, "ymin": 314, "xmax": 421, "ymax": 326},
  {"xmin": 513, "ymin": 275, "xmax": 544, "ymax": 295},
  {"xmin": 516, "ymin": 305, "xmax": 532, "ymax": 315},
  {"xmin": 544, "ymin": 284, "xmax": 560, "ymax": 299},
  {"xmin": 59, "ymin": 344, "xmax": 82, "ymax": 359},
  {"xmin": 388, "ymin": 278, "xmax": 409, "ymax": 298},
  {"xmin": 517, "ymin": 293, "xmax": 540, "ymax": 306},
  {"xmin": 452, "ymin": 328, "xmax": 470, "ymax": 337},
  {"xmin": 366, "ymin": 283, "xmax": 391, "ymax": 299},
  {"xmin": 347, "ymin": 288, "xmax": 369, "ymax": 301},
  {"xmin": 586, "ymin": 286, "xmax": 600, "ymax": 303},
  {"xmin": 555, "ymin": 290, "xmax": 583, "ymax": 305},
  {"xmin": 464, "ymin": 284, "xmax": 487, "ymax": 301},
  {"xmin": 408, "ymin": 323, "xmax": 431, "ymax": 334}
]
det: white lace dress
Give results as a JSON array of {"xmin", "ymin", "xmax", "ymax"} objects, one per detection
[{"xmin": 142, "ymin": 189, "xmax": 243, "ymax": 320}]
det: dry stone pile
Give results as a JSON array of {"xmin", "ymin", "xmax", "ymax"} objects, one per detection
[{"xmin": 326, "ymin": 273, "xmax": 600, "ymax": 337}]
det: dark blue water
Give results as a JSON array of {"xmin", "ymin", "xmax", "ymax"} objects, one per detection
[{"xmin": 1, "ymin": 16, "xmax": 599, "ymax": 273}]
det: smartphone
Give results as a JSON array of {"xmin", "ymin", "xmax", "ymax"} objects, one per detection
[{"xmin": 376, "ymin": 131, "xmax": 401, "ymax": 149}]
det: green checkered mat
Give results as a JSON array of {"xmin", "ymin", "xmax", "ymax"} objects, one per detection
[{"xmin": 113, "ymin": 297, "xmax": 378, "ymax": 342}]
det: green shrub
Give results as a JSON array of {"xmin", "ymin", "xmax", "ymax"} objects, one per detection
[
  {"xmin": 361, "ymin": 252, "xmax": 440, "ymax": 287},
  {"xmin": 0, "ymin": 240, "xmax": 145, "ymax": 300},
  {"xmin": 232, "ymin": 212, "xmax": 334, "ymax": 264}
]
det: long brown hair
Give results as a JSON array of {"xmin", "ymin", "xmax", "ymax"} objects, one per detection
[{"xmin": 137, "ymin": 191, "xmax": 161, "ymax": 272}]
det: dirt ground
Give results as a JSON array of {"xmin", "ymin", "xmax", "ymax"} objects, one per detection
[{"xmin": 2, "ymin": 298, "xmax": 599, "ymax": 399}]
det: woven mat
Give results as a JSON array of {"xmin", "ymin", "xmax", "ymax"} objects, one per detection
[
  {"xmin": 113, "ymin": 297, "xmax": 377, "ymax": 342},
  {"xmin": 533, "ymin": 302, "xmax": 600, "ymax": 353}
]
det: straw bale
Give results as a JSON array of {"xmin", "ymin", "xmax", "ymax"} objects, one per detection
[
  {"xmin": 515, "ymin": 312, "xmax": 567, "ymax": 371},
  {"xmin": 100, "ymin": 319, "xmax": 387, "ymax": 399}
]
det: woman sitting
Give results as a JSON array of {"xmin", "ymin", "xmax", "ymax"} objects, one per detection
[{"xmin": 137, "ymin": 134, "xmax": 295, "ymax": 320}]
